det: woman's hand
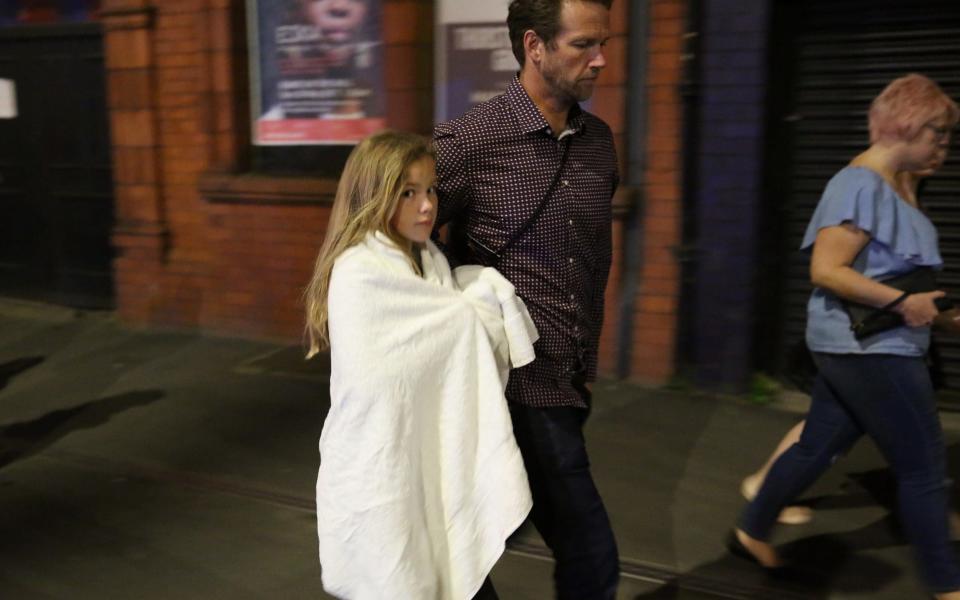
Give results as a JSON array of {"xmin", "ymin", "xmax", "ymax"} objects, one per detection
[
  {"xmin": 894, "ymin": 290, "xmax": 946, "ymax": 327},
  {"xmin": 934, "ymin": 307, "xmax": 960, "ymax": 334}
]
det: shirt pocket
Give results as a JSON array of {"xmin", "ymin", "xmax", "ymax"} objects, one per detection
[{"xmin": 570, "ymin": 168, "xmax": 613, "ymax": 242}]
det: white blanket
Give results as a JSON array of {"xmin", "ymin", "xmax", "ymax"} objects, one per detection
[{"xmin": 317, "ymin": 232, "xmax": 536, "ymax": 599}]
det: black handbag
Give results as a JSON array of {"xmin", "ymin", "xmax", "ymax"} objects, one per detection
[{"xmin": 843, "ymin": 267, "xmax": 953, "ymax": 340}]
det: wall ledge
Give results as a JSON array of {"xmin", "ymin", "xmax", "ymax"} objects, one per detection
[{"xmin": 199, "ymin": 171, "xmax": 338, "ymax": 206}]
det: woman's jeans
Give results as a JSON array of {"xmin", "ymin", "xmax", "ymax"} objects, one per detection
[{"xmin": 739, "ymin": 352, "xmax": 960, "ymax": 593}]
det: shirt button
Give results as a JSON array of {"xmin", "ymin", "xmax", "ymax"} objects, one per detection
[
  {"xmin": 569, "ymin": 294, "xmax": 575, "ymax": 300},
  {"xmin": 562, "ymin": 180, "xmax": 569, "ymax": 186},
  {"xmin": 568, "ymin": 219, "xmax": 573, "ymax": 226},
  {"xmin": 568, "ymin": 257, "xmax": 574, "ymax": 264}
]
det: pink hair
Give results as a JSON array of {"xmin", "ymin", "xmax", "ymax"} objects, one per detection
[{"xmin": 868, "ymin": 73, "xmax": 959, "ymax": 143}]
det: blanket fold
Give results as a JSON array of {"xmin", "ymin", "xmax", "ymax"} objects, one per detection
[{"xmin": 317, "ymin": 232, "xmax": 535, "ymax": 600}]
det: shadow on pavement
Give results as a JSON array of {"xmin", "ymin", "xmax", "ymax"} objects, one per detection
[
  {"xmin": 0, "ymin": 389, "xmax": 164, "ymax": 469},
  {"xmin": 632, "ymin": 528, "xmax": 901, "ymax": 600},
  {"xmin": 0, "ymin": 356, "xmax": 44, "ymax": 392},
  {"xmin": 640, "ymin": 455, "xmax": 946, "ymax": 599},
  {"xmin": 802, "ymin": 440, "xmax": 960, "ymax": 546}
]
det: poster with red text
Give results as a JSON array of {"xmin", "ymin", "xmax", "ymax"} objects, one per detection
[{"xmin": 248, "ymin": 0, "xmax": 385, "ymax": 145}]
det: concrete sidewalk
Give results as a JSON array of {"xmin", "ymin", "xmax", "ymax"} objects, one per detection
[{"xmin": 0, "ymin": 298, "xmax": 956, "ymax": 599}]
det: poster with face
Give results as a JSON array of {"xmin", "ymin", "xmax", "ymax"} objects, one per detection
[{"xmin": 249, "ymin": 0, "xmax": 385, "ymax": 145}]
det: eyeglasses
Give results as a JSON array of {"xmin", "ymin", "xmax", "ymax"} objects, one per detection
[{"xmin": 925, "ymin": 124, "xmax": 953, "ymax": 143}]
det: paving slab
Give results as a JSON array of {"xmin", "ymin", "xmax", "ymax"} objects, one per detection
[{"xmin": 1, "ymin": 298, "xmax": 957, "ymax": 599}]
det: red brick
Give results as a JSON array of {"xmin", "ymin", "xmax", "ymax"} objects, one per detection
[
  {"xmin": 156, "ymin": 52, "xmax": 201, "ymax": 69},
  {"xmin": 108, "ymin": 70, "xmax": 153, "ymax": 109},
  {"xmin": 210, "ymin": 51, "xmax": 233, "ymax": 94},
  {"xmin": 652, "ymin": 1, "xmax": 684, "ymax": 20},
  {"xmin": 105, "ymin": 29, "xmax": 152, "ymax": 69},
  {"xmin": 112, "ymin": 147, "xmax": 158, "ymax": 184},
  {"xmin": 383, "ymin": 1, "xmax": 432, "ymax": 45},
  {"xmin": 600, "ymin": 35, "xmax": 627, "ymax": 86},
  {"xmin": 385, "ymin": 89, "xmax": 433, "ymax": 133},
  {"xmin": 654, "ymin": 17, "xmax": 684, "ymax": 37},
  {"xmin": 384, "ymin": 43, "xmax": 432, "ymax": 91},
  {"xmin": 208, "ymin": 7, "xmax": 231, "ymax": 51},
  {"xmin": 591, "ymin": 86, "xmax": 624, "ymax": 134},
  {"xmin": 649, "ymin": 34, "xmax": 683, "ymax": 54}
]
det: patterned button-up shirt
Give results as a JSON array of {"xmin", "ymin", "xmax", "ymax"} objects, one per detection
[{"xmin": 433, "ymin": 77, "xmax": 619, "ymax": 408}]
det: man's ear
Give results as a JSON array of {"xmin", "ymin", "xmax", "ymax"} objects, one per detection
[{"xmin": 522, "ymin": 29, "xmax": 542, "ymax": 65}]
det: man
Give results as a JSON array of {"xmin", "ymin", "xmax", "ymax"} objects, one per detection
[{"xmin": 433, "ymin": 1, "xmax": 619, "ymax": 597}]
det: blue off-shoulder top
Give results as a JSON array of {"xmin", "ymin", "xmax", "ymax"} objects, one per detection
[{"xmin": 801, "ymin": 166, "xmax": 943, "ymax": 356}]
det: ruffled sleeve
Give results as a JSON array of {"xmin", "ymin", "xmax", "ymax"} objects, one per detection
[{"xmin": 800, "ymin": 167, "xmax": 941, "ymax": 266}]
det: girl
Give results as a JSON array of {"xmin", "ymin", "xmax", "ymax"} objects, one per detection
[{"xmin": 305, "ymin": 131, "xmax": 535, "ymax": 599}]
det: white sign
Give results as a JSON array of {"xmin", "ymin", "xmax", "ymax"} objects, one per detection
[
  {"xmin": 0, "ymin": 79, "xmax": 16, "ymax": 119},
  {"xmin": 437, "ymin": 0, "xmax": 511, "ymax": 23}
]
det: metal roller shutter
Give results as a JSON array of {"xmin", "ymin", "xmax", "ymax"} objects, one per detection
[{"xmin": 766, "ymin": 0, "xmax": 960, "ymax": 398}]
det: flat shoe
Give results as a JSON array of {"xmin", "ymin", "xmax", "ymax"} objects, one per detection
[
  {"xmin": 725, "ymin": 530, "xmax": 796, "ymax": 578},
  {"xmin": 726, "ymin": 530, "xmax": 762, "ymax": 565},
  {"xmin": 741, "ymin": 477, "xmax": 814, "ymax": 526}
]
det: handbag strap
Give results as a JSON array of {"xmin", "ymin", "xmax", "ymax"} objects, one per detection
[
  {"xmin": 853, "ymin": 290, "xmax": 910, "ymax": 331},
  {"xmin": 467, "ymin": 138, "xmax": 572, "ymax": 262},
  {"xmin": 879, "ymin": 291, "xmax": 911, "ymax": 313}
]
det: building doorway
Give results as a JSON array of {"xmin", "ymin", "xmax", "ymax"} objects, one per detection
[{"xmin": 0, "ymin": 23, "xmax": 114, "ymax": 308}]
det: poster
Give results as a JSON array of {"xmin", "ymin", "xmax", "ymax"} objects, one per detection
[
  {"xmin": 435, "ymin": 0, "xmax": 517, "ymax": 122},
  {"xmin": 248, "ymin": 0, "xmax": 385, "ymax": 145}
]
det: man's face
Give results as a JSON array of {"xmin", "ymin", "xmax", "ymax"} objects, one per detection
[
  {"xmin": 304, "ymin": 0, "xmax": 368, "ymax": 43},
  {"xmin": 537, "ymin": 1, "xmax": 611, "ymax": 105}
]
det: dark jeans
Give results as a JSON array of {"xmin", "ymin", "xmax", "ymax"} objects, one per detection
[
  {"xmin": 508, "ymin": 378, "xmax": 619, "ymax": 599},
  {"xmin": 739, "ymin": 353, "xmax": 960, "ymax": 593}
]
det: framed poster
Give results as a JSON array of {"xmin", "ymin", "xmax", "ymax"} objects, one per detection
[
  {"xmin": 248, "ymin": 0, "xmax": 385, "ymax": 145},
  {"xmin": 435, "ymin": 0, "xmax": 517, "ymax": 122}
]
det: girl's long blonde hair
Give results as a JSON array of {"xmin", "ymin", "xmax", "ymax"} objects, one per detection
[{"xmin": 304, "ymin": 131, "xmax": 435, "ymax": 358}]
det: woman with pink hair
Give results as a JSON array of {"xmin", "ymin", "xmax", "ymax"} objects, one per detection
[{"xmin": 730, "ymin": 74, "xmax": 960, "ymax": 598}]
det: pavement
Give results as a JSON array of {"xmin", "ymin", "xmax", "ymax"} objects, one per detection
[{"xmin": 1, "ymin": 297, "xmax": 959, "ymax": 599}]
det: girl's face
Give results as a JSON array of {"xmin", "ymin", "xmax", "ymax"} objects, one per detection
[
  {"xmin": 390, "ymin": 157, "xmax": 437, "ymax": 245},
  {"xmin": 303, "ymin": 0, "xmax": 368, "ymax": 43}
]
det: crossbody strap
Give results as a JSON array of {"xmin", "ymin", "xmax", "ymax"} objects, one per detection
[{"xmin": 466, "ymin": 138, "xmax": 572, "ymax": 263}]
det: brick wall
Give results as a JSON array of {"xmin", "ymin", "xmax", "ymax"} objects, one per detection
[
  {"xmin": 96, "ymin": 0, "xmax": 653, "ymax": 384},
  {"xmin": 629, "ymin": 0, "xmax": 687, "ymax": 384},
  {"xmin": 692, "ymin": 0, "xmax": 769, "ymax": 388},
  {"xmin": 97, "ymin": 0, "xmax": 639, "ymax": 373},
  {"xmin": 592, "ymin": 0, "xmax": 630, "ymax": 374},
  {"xmin": 104, "ymin": 0, "xmax": 434, "ymax": 342}
]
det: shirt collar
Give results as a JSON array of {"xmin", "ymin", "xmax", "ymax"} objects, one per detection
[{"xmin": 506, "ymin": 75, "xmax": 585, "ymax": 137}]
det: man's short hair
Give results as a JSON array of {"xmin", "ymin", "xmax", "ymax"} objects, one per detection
[{"xmin": 507, "ymin": 0, "xmax": 613, "ymax": 66}]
